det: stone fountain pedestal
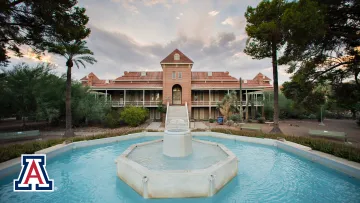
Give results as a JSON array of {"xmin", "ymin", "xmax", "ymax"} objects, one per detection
[{"xmin": 163, "ymin": 129, "xmax": 192, "ymax": 157}]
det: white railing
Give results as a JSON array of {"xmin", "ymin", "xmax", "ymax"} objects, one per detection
[
  {"xmin": 165, "ymin": 101, "xmax": 169, "ymax": 129},
  {"xmin": 185, "ymin": 102, "xmax": 190, "ymax": 128},
  {"xmin": 191, "ymin": 101, "xmax": 263, "ymax": 106},
  {"xmin": 109, "ymin": 100, "xmax": 159, "ymax": 107}
]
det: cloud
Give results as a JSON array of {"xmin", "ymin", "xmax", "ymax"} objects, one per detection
[
  {"xmin": 208, "ymin": 10, "xmax": 219, "ymax": 16},
  {"xmin": 221, "ymin": 16, "xmax": 246, "ymax": 29},
  {"xmin": 7, "ymin": 0, "xmax": 289, "ymax": 83}
]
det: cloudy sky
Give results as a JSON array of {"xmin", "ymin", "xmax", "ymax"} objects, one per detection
[{"xmin": 9, "ymin": 0, "xmax": 291, "ymax": 84}]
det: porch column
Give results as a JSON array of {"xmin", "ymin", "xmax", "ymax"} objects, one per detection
[
  {"xmin": 124, "ymin": 90, "xmax": 126, "ymax": 106},
  {"xmin": 143, "ymin": 90, "xmax": 145, "ymax": 106},
  {"xmin": 209, "ymin": 89, "xmax": 211, "ymax": 119},
  {"xmin": 105, "ymin": 89, "xmax": 108, "ymax": 101},
  {"xmin": 245, "ymin": 90, "xmax": 248, "ymax": 104},
  {"xmin": 228, "ymin": 89, "xmax": 229, "ymax": 94}
]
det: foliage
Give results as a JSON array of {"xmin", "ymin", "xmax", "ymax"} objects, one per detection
[
  {"xmin": 156, "ymin": 101, "xmax": 167, "ymax": 114},
  {"xmin": 120, "ymin": 106, "xmax": 148, "ymax": 127},
  {"xmin": 0, "ymin": 129, "xmax": 143, "ymax": 163},
  {"xmin": 0, "ymin": 0, "xmax": 90, "ymax": 66},
  {"xmin": 229, "ymin": 114, "xmax": 242, "ymax": 122},
  {"xmin": 244, "ymin": 0, "xmax": 295, "ymax": 133},
  {"xmin": 257, "ymin": 117, "xmax": 265, "ymax": 123},
  {"xmin": 225, "ymin": 120, "xmax": 234, "ymax": 126},
  {"xmin": 74, "ymin": 93, "xmax": 111, "ymax": 125},
  {"xmin": 0, "ymin": 63, "xmax": 107, "ymax": 127},
  {"xmin": 209, "ymin": 118, "xmax": 215, "ymax": 123},
  {"xmin": 0, "ymin": 63, "xmax": 64, "ymax": 124},
  {"xmin": 211, "ymin": 128, "xmax": 360, "ymax": 163},
  {"xmin": 331, "ymin": 83, "xmax": 360, "ymax": 119},
  {"xmin": 280, "ymin": 0, "xmax": 360, "ymax": 89},
  {"xmin": 216, "ymin": 91, "xmax": 237, "ymax": 121},
  {"xmin": 357, "ymin": 117, "xmax": 360, "ymax": 127},
  {"xmin": 104, "ymin": 110, "xmax": 121, "ymax": 128}
]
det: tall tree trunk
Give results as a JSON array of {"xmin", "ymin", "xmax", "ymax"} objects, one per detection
[
  {"xmin": 270, "ymin": 42, "xmax": 282, "ymax": 134},
  {"xmin": 64, "ymin": 59, "xmax": 75, "ymax": 137},
  {"xmin": 239, "ymin": 77, "xmax": 243, "ymax": 122}
]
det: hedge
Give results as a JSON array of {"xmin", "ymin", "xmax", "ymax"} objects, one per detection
[
  {"xmin": 211, "ymin": 128, "xmax": 360, "ymax": 163},
  {"xmin": 0, "ymin": 129, "xmax": 143, "ymax": 163}
]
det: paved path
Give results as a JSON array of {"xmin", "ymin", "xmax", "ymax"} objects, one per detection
[
  {"xmin": 190, "ymin": 122, "xmax": 209, "ymax": 130},
  {"xmin": 146, "ymin": 122, "xmax": 162, "ymax": 131}
]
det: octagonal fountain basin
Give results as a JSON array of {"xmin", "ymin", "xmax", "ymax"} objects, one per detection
[{"xmin": 115, "ymin": 139, "xmax": 238, "ymax": 199}]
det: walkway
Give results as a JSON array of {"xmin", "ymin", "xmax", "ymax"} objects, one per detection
[{"xmin": 146, "ymin": 122, "xmax": 163, "ymax": 131}]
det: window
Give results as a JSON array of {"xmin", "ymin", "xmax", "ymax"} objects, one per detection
[
  {"xmin": 172, "ymin": 71, "xmax": 176, "ymax": 79},
  {"xmin": 174, "ymin": 53, "xmax": 180, "ymax": 60},
  {"xmin": 178, "ymin": 72, "xmax": 182, "ymax": 79}
]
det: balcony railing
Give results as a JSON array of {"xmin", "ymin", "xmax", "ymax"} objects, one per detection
[
  {"xmin": 109, "ymin": 100, "xmax": 160, "ymax": 107},
  {"xmin": 191, "ymin": 101, "xmax": 263, "ymax": 106}
]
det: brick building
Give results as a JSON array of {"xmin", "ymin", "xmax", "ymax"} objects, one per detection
[{"xmin": 81, "ymin": 49, "xmax": 273, "ymax": 120}]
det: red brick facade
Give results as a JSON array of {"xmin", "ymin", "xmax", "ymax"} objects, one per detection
[{"xmin": 81, "ymin": 49, "xmax": 273, "ymax": 120}]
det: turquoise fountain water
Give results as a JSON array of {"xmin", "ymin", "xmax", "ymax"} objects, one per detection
[{"xmin": 1, "ymin": 136, "xmax": 360, "ymax": 203}]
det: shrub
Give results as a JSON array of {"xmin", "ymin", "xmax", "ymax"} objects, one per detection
[
  {"xmin": 229, "ymin": 114, "xmax": 242, "ymax": 122},
  {"xmin": 0, "ymin": 129, "xmax": 143, "ymax": 163},
  {"xmin": 120, "ymin": 106, "xmax": 149, "ymax": 127},
  {"xmin": 209, "ymin": 118, "xmax": 215, "ymax": 123},
  {"xmin": 308, "ymin": 114, "xmax": 317, "ymax": 119},
  {"xmin": 211, "ymin": 128, "xmax": 360, "ymax": 163},
  {"xmin": 257, "ymin": 117, "xmax": 265, "ymax": 123},
  {"xmin": 225, "ymin": 120, "xmax": 234, "ymax": 126},
  {"xmin": 247, "ymin": 119, "xmax": 253, "ymax": 123},
  {"xmin": 104, "ymin": 110, "xmax": 121, "ymax": 128}
]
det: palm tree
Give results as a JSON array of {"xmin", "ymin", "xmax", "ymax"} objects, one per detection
[{"xmin": 49, "ymin": 40, "xmax": 96, "ymax": 137}]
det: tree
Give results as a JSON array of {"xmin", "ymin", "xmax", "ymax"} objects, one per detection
[
  {"xmin": 75, "ymin": 93, "xmax": 111, "ymax": 126},
  {"xmin": 0, "ymin": 0, "xmax": 85, "ymax": 66},
  {"xmin": 331, "ymin": 83, "xmax": 360, "ymax": 119},
  {"xmin": 244, "ymin": 0, "xmax": 294, "ymax": 133},
  {"xmin": 280, "ymin": 0, "xmax": 359, "ymax": 89},
  {"xmin": 217, "ymin": 91, "xmax": 237, "ymax": 121},
  {"xmin": 42, "ymin": 4, "xmax": 96, "ymax": 137},
  {"xmin": 48, "ymin": 41, "xmax": 96, "ymax": 137}
]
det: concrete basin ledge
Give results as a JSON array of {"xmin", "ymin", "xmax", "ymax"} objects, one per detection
[
  {"xmin": 1, "ymin": 131, "xmax": 360, "ymax": 181},
  {"xmin": 116, "ymin": 138, "xmax": 238, "ymax": 198}
]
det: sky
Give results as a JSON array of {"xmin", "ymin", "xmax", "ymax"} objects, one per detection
[{"xmin": 8, "ymin": 0, "xmax": 292, "ymax": 84}]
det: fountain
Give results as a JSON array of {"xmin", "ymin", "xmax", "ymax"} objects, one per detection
[{"xmin": 115, "ymin": 103, "xmax": 238, "ymax": 198}]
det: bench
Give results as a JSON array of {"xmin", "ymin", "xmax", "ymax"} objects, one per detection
[
  {"xmin": 240, "ymin": 124, "xmax": 262, "ymax": 132},
  {"xmin": 0, "ymin": 130, "xmax": 40, "ymax": 140},
  {"xmin": 308, "ymin": 130, "xmax": 347, "ymax": 142}
]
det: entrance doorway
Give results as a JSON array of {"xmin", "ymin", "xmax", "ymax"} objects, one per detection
[{"xmin": 172, "ymin": 84, "xmax": 182, "ymax": 105}]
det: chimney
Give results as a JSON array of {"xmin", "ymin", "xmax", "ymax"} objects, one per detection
[{"xmin": 88, "ymin": 75, "xmax": 93, "ymax": 86}]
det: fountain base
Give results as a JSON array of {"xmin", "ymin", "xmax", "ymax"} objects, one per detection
[
  {"xmin": 115, "ymin": 139, "xmax": 238, "ymax": 199},
  {"xmin": 163, "ymin": 129, "xmax": 192, "ymax": 157}
]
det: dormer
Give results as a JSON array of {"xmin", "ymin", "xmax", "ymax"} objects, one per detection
[
  {"xmin": 174, "ymin": 53, "xmax": 180, "ymax": 61},
  {"xmin": 160, "ymin": 49, "xmax": 194, "ymax": 68}
]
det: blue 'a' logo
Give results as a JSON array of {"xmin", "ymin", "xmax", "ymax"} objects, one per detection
[{"xmin": 14, "ymin": 154, "xmax": 54, "ymax": 192}]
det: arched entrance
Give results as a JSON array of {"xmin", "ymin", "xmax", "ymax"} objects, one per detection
[{"xmin": 172, "ymin": 84, "xmax": 182, "ymax": 105}]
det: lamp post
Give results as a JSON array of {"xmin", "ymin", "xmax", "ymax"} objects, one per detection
[{"xmin": 319, "ymin": 105, "xmax": 325, "ymax": 126}]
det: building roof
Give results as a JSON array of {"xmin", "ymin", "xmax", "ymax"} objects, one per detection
[
  {"xmin": 191, "ymin": 72, "xmax": 238, "ymax": 81},
  {"xmin": 81, "ymin": 71, "xmax": 272, "ymax": 89},
  {"xmin": 253, "ymin": 72, "xmax": 271, "ymax": 81},
  {"xmin": 115, "ymin": 71, "xmax": 163, "ymax": 81},
  {"xmin": 160, "ymin": 49, "xmax": 194, "ymax": 64}
]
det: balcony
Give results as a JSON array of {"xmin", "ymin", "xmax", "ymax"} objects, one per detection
[
  {"xmin": 191, "ymin": 101, "xmax": 263, "ymax": 107},
  {"xmin": 109, "ymin": 101, "xmax": 160, "ymax": 107}
]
